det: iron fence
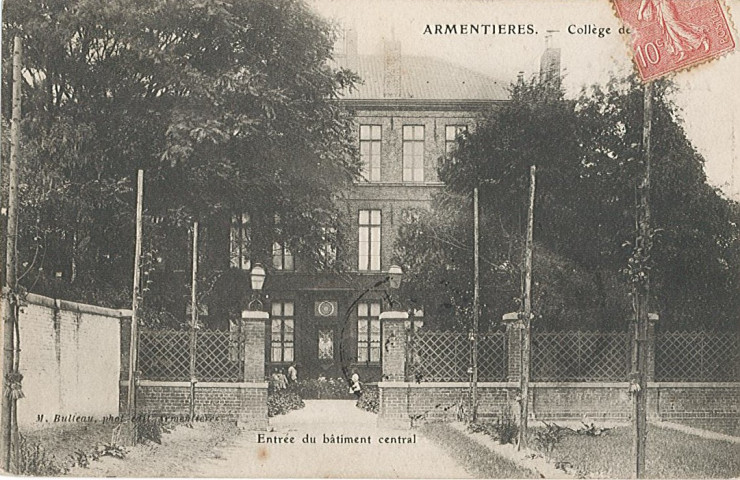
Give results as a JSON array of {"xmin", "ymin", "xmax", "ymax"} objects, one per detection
[
  {"xmin": 655, "ymin": 331, "xmax": 739, "ymax": 382},
  {"xmin": 138, "ymin": 329, "xmax": 245, "ymax": 382},
  {"xmin": 531, "ymin": 330, "xmax": 630, "ymax": 382},
  {"xmin": 407, "ymin": 330, "xmax": 506, "ymax": 382}
]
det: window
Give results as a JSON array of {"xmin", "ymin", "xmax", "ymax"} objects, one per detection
[
  {"xmin": 403, "ymin": 125, "xmax": 424, "ymax": 182},
  {"xmin": 357, "ymin": 301, "xmax": 381, "ymax": 363},
  {"xmin": 319, "ymin": 226, "xmax": 337, "ymax": 269},
  {"xmin": 358, "ymin": 210, "xmax": 381, "ymax": 271},
  {"xmin": 270, "ymin": 302, "xmax": 294, "ymax": 363},
  {"xmin": 360, "ymin": 125, "xmax": 381, "ymax": 182},
  {"xmin": 272, "ymin": 242, "xmax": 294, "ymax": 271},
  {"xmin": 445, "ymin": 125, "xmax": 467, "ymax": 156},
  {"xmin": 229, "ymin": 213, "xmax": 251, "ymax": 270},
  {"xmin": 272, "ymin": 214, "xmax": 294, "ymax": 271}
]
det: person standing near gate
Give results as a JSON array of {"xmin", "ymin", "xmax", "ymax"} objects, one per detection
[{"xmin": 288, "ymin": 362, "xmax": 298, "ymax": 383}]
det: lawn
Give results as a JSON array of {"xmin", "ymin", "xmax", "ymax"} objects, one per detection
[
  {"xmin": 421, "ymin": 422, "xmax": 536, "ymax": 478},
  {"xmin": 67, "ymin": 421, "xmax": 240, "ymax": 477},
  {"xmin": 17, "ymin": 421, "xmax": 240, "ymax": 476},
  {"xmin": 530, "ymin": 425, "xmax": 740, "ymax": 478},
  {"xmin": 19, "ymin": 423, "xmax": 118, "ymax": 474}
]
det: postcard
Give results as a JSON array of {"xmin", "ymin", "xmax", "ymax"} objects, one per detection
[{"xmin": 1, "ymin": 0, "xmax": 738, "ymax": 477}]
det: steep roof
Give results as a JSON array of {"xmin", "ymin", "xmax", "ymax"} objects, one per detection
[{"xmin": 335, "ymin": 54, "xmax": 509, "ymax": 102}]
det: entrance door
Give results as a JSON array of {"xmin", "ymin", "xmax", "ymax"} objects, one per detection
[
  {"xmin": 316, "ymin": 325, "xmax": 342, "ymax": 377},
  {"xmin": 318, "ymin": 328, "xmax": 334, "ymax": 362},
  {"xmin": 314, "ymin": 300, "xmax": 344, "ymax": 378}
]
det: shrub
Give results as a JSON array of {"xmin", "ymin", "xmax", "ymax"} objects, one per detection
[
  {"xmin": 295, "ymin": 377, "xmax": 353, "ymax": 399},
  {"xmin": 356, "ymin": 386, "xmax": 379, "ymax": 413},
  {"xmin": 112, "ymin": 420, "xmax": 169, "ymax": 446},
  {"xmin": 16, "ymin": 435, "xmax": 67, "ymax": 476},
  {"xmin": 468, "ymin": 413, "xmax": 519, "ymax": 445},
  {"xmin": 135, "ymin": 421, "xmax": 164, "ymax": 444},
  {"xmin": 533, "ymin": 421, "xmax": 570, "ymax": 452},
  {"xmin": 575, "ymin": 422, "xmax": 611, "ymax": 437},
  {"xmin": 268, "ymin": 388, "xmax": 305, "ymax": 417}
]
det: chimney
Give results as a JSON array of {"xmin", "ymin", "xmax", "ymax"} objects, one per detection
[
  {"xmin": 383, "ymin": 38, "xmax": 402, "ymax": 98},
  {"xmin": 335, "ymin": 26, "xmax": 358, "ymax": 70},
  {"xmin": 339, "ymin": 27, "xmax": 358, "ymax": 70},
  {"xmin": 539, "ymin": 31, "xmax": 561, "ymax": 91},
  {"xmin": 345, "ymin": 27, "xmax": 358, "ymax": 57}
]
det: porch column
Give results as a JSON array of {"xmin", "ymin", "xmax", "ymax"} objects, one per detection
[{"xmin": 242, "ymin": 310, "xmax": 269, "ymax": 382}]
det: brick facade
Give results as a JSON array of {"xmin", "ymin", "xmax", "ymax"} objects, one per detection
[
  {"xmin": 377, "ymin": 381, "xmax": 739, "ymax": 434},
  {"xmin": 119, "ymin": 382, "xmax": 268, "ymax": 430},
  {"xmin": 197, "ymin": 51, "xmax": 507, "ymax": 380}
]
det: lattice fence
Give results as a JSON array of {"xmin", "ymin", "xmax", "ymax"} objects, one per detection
[
  {"xmin": 656, "ymin": 331, "xmax": 739, "ymax": 382},
  {"xmin": 531, "ymin": 330, "xmax": 630, "ymax": 382},
  {"xmin": 407, "ymin": 330, "xmax": 506, "ymax": 382},
  {"xmin": 139, "ymin": 329, "xmax": 245, "ymax": 382}
]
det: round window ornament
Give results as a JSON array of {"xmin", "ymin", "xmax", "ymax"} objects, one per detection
[{"xmin": 318, "ymin": 301, "xmax": 335, "ymax": 317}]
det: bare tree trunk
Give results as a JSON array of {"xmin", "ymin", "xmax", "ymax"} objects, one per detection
[{"xmin": 518, "ymin": 165, "xmax": 536, "ymax": 451}]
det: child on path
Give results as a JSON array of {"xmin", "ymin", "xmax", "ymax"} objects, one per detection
[{"xmin": 350, "ymin": 370, "xmax": 362, "ymax": 398}]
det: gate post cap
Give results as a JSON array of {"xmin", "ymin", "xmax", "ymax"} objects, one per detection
[
  {"xmin": 241, "ymin": 310, "xmax": 269, "ymax": 320},
  {"xmin": 379, "ymin": 311, "xmax": 409, "ymax": 320}
]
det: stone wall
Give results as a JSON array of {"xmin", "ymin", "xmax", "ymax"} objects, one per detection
[{"xmin": 16, "ymin": 293, "xmax": 129, "ymax": 426}]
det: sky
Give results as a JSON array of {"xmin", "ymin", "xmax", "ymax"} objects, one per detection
[{"xmin": 311, "ymin": 0, "xmax": 740, "ymax": 200}]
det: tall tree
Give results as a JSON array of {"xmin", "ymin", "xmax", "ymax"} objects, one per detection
[
  {"xmin": 395, "ymin": 76, "xmax": 740, "ymax": 331},
  {"xmin": 2, "ymin": 0, "xmax": 360, "ymax": 314}
]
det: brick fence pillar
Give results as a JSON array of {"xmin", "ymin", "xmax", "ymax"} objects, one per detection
[
  {"xmin": 241, "ymin": 310, "xmax": 269, "ymax": 382},
  {"xmin": 378, "ymin": 311, "xmax": 410, "ymax": 429},
  {"xmin": 381, "ymin": 311, "xmax": 409, "ymax": 381},
  {"xmin": 502, "ymin": 312, "xmax": 521, "ymax": 383},
  {"xmin": 646, "ymin": 313, "xmax": 659, "ymax": 419},
  {"xmin": 646, "ymin": 313, "xmax": 659, "ymax": 382}
]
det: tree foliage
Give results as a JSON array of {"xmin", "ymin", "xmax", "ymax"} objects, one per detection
[
  {"xmin": 2, "ymin": 0, "xmax": 360, "ymax": 313},
  {"xmin": 395, "ymin": 76, "xmax": 740, "ymax": 331}
]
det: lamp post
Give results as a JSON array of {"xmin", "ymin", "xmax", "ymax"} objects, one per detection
[
  {"xmin": 385, "ymin": 264, "xmax": 404, "ymax": 309},
  {"xmin": 388, "ymin": 264, "xmax": 402, "ymax": 289},
  {"xmin": 242, "ymin": 264, "xmax": 269, "ymax": 383},
  {"xmin": 248, "ymin": 263, "xmax": 266, "ymax": 311}
]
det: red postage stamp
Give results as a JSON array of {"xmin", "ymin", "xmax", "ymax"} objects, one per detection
[{"xmin": 613, "ymin": 0, "xmax": 736, "ymax": 81}]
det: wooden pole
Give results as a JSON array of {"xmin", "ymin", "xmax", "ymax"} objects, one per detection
[
  {"xmin": 126, "ymin": 170, "xmax": 144, "ymax": 421},
  {"xmin": 471, "ymin": 187, "xmax": 480, "ymax": 422},
  {"xmin": 1, "ymin": 35, "xmax": 22, "ymax": 473},
  {"xmin": 189, "ymin": 222, "xmax": 198, "ymax": 419},
  {"xmin": 632, "ymin": 81, "xmax": 652, "ymax": 480},
  {"xmin": 518, "ymin": 165, "xmax": 536, "ymax": 450}
]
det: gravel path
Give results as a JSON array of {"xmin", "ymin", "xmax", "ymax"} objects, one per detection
[{"xmin": 192, "ymin": 400, "xmax": 473, "ymax": 478}]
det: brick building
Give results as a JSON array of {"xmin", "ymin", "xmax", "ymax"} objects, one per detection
[{"xmin": 208, "ymin": 36, "xmax": 558, "ymax": 381}]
